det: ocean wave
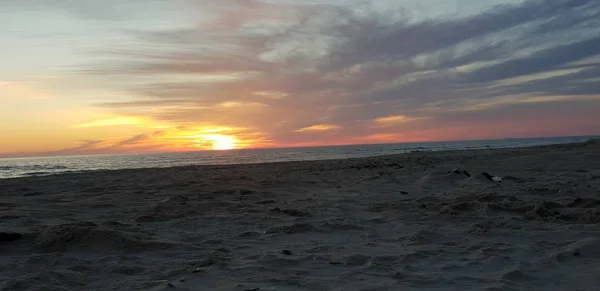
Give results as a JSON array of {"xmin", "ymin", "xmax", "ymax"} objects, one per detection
[
  {"xmin": 23, "ymin": 171, "xmax": 56, "ymax": 177},
  {"xmin": 0, "ymin": 165, "xmax": 68, "ymax": 171}
]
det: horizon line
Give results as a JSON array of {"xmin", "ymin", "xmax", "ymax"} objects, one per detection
[{"xmin": 1, "ymin": 134, "xmax": 597, "ymax": 160}]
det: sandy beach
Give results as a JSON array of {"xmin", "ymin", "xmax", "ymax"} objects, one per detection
[{"xmin": 1, "ymin": 140, "xmax": 600, "ymax": 291}]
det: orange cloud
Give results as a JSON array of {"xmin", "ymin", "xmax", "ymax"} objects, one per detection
[
  {"xmin": 374, "ymin": 115, "xmax": 424, "ymax": 126},
  {"xmin": 252, "ymin": 91, "xmax": 288, "ymax": 99},
  {"xmin": 219, "ymin": 101, "xmax": 267, "ymax": 108},
  {"xmin": 294, "ymin": 124, "xmax": 340, "ymax": 132},
  {"xmin": 74, "ymin": 116, "xmax": 144, "ymax": 128}
]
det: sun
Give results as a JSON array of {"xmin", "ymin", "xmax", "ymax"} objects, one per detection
[{"xmin": 204, "ymin": 134, "xmax": 238, "ymax": 150}]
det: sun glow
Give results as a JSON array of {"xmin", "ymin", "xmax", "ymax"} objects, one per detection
[
  {"xmin": 202, "ymin": 134, "xmax": 238, "ymax": 150},
  {"xmin": 161, "ymin": 126, "xmax": 248, "ymax": 151}
]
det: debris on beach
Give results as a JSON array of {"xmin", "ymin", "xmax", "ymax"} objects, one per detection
[
  {"xmin": 482, "ymin": 172, "xmax": 503, "ymax": 182},
  {"xmin": 449, "ymin": 167, "xmax": 471, "ymax": 177}
]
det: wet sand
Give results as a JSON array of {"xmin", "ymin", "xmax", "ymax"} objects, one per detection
[{"xmin": 1, "ymin": 140, "xmax": 600, "ymax": 291}]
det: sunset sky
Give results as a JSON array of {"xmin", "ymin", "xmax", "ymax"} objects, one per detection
[{"xmin": 1, "ymin": 0, "xmax": 600, "ymax": 157}]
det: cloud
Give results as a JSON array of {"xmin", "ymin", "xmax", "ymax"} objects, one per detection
[
  {"xmin": 374, "ymin": 115, "xmax": 424, "ymax": 126},
  {"xmin": 294, "ymin": 124, "xmax": 341, "ymax": 133},
  {"xmin": 0, "ymin": 0, "xmax": 179, "ymax": 21},
  {"xmin": 75, "ymin": 116, "xmax": 144, "ymax": 128},
  {"xmin": 8, "ymin": 139, "xmax": 109, "ymax": 157},
  {"xmin": 113, "ymin": 134, "xmax": 150, "ymax": 147},
  {"xmin": 74, "ymin": 0, "xmax": 600, "ymax": 145},
  {"xmin": 68, "ymin": 139, "xmax": 104, "ymax": 151}
]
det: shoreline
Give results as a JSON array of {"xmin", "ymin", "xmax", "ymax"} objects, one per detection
[
  {"xmin": 2, "ymin": 137, "xmax": 597, "ymax": 181},
  {"xmin": 1, "ymin": 134, "xmax": 596, "ymax": 161}
]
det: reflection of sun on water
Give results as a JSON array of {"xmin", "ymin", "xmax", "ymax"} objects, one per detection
[{"xmin": 203, "ymin": 134, "xmax": 238, "ymax": 150}]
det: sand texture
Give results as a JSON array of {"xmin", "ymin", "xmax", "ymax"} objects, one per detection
[{"xmin": 1, "ymin": 140, "xmax": 600, "ymax": 291}]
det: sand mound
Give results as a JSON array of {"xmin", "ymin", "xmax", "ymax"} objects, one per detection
[
  {"xmin": 410, "ymin": 167, "xmax": 496, "ymax": 195},
  {"xmin": 545, "ymin": 238, "xmax": 600, "ymax": 263},
  {"xmin": 319, "ymin": 222, "xmax": 365, "ymax": 231},
  {"xmin": 269, "ymin": 207, "xmax": 311, "ymax": 217},
  {"xmin": 0, "ymin": 269, "xmax": 84, "ymax": 291},
  {"xmin": 265, "ymin": 223, "xmax": 316, "ymax": 234},
  {"xmin": 33, "ymin": 222, "xmax": 174, "ymax": 252},
  {"xmin": 135, "ymin": 195, "xmax": 200, "ymax": 222},
  {"xmin": 340, "ymin": 254, "xmax": 371, "ymax": 266},
  {"xmin": 419, "ymin": 168, "xmax": 471, "ymax": 183}
]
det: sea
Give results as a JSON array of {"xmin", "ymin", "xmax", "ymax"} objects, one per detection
[{"xmin": 0, "ymin": 136, "xmax": 597, "ymax": 179}]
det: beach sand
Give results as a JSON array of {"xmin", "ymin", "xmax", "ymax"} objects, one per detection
[{"xmin": 1, "ymin": 140, "xmax": 600, "ymax": 291}]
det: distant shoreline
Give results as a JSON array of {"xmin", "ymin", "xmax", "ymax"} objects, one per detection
[
  {"xmin": 1, "ymin": 134, "xmax": 597, "ymax": 160},
  {"xmin": 2, "ymin": 136, "xmax": 597, "ymax": 181}
]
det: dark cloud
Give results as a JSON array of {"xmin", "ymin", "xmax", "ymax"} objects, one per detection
[
  {"xmin": 113, "ymin": 134, "xmax": 150, "ymax": 147},
  {"xmin": 461, "ymin": 37, "xmax": 600, "ymax": 84},
  {"xmin": 68, "ymin": 140, "xmax": 104, "ymax": 151},
  {"xmin": 322, "ymin": 0, "xmax": 599, "ymax": 69},
  {"xmin": 2, "ymin": 132, "xmax": 173, "ymax": 157},
  {"xmin": 1, "ymin": 139, "xmax": 107, "ymax": 158},
  {"xmin": 82, "ymin": 0, "xmax": 600, "ymax": 143}
]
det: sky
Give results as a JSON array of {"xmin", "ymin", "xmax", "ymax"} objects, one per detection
[{"xmin": 1, "ymin": 0, "xmax": 600, "ymax": 157}]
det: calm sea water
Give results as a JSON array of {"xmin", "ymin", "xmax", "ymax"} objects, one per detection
[{"xmin": 0, "ymin": 136, "xmax": 597, "ymax": 179}]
